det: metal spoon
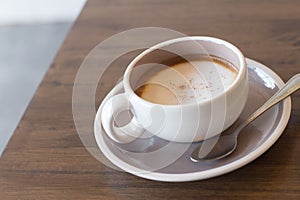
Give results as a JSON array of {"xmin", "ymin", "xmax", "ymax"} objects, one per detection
[{"xmin": 191, "ymin": 73, "xmax": 300, "ymax": 162}]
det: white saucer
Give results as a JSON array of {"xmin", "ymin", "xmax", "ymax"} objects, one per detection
[{"xmin": 94, "ymin": 58, "xmax": 291, "ymax": 182}]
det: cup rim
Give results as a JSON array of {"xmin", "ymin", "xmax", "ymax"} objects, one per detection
[{"xmin": 123, "ymin": 36, "xmax": 246, "ymax": 107}]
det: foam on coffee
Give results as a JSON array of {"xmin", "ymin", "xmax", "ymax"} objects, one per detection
[{"xmin": 135, "ymin": 55, "xmax": 238, "ymax": 105}]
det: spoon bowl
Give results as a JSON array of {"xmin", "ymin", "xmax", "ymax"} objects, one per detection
[{"xmin": 191, "ymin": 133, "xmax": 238, "ymax": 162}]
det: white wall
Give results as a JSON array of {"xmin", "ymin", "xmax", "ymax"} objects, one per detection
[{"xmin": 0, "ymin": 0, "xmax": 86, "ymax": 25}]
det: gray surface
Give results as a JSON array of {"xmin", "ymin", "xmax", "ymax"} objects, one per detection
[{"xmin": 0, "ymin": 23, "xmax": 72, "ymax": 156}]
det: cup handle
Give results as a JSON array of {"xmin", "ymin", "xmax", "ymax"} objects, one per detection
[{"xmin": 101, "ymin": 93, "xmax": 145, "ymax": 143}]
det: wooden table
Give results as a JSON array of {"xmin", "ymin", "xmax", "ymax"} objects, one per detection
[{"xmin": 1, "ymin": 0, "xmax": 299, "ymax": 199}]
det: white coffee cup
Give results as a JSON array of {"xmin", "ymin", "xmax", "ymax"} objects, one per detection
[{"xmin": 101, "ymin": 36, "xmax": 248, "ymax": 143}]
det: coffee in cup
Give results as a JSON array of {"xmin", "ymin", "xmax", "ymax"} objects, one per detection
[{"xmin": 135, "ymin": 55, "xmax": 238, "ymax": 105}]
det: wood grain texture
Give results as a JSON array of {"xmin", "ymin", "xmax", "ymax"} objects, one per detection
[{"xmin": 0, "ymin": 0, "xmax": 299, "ymax": 199}]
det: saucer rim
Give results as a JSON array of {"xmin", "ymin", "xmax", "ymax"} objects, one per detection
[{"xmin": 94, "ymin": 58, "xmax": 291, "ymax": 182}]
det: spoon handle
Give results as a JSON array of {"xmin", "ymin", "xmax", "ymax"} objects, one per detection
[{"xmin": 239, "ymin": 73, "xmax": 300, "ymax": 130}]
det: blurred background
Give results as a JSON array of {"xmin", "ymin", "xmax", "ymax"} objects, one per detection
[{"xmin": 0, "ymin": 0, "xmax": 86, "ymax": 156}]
